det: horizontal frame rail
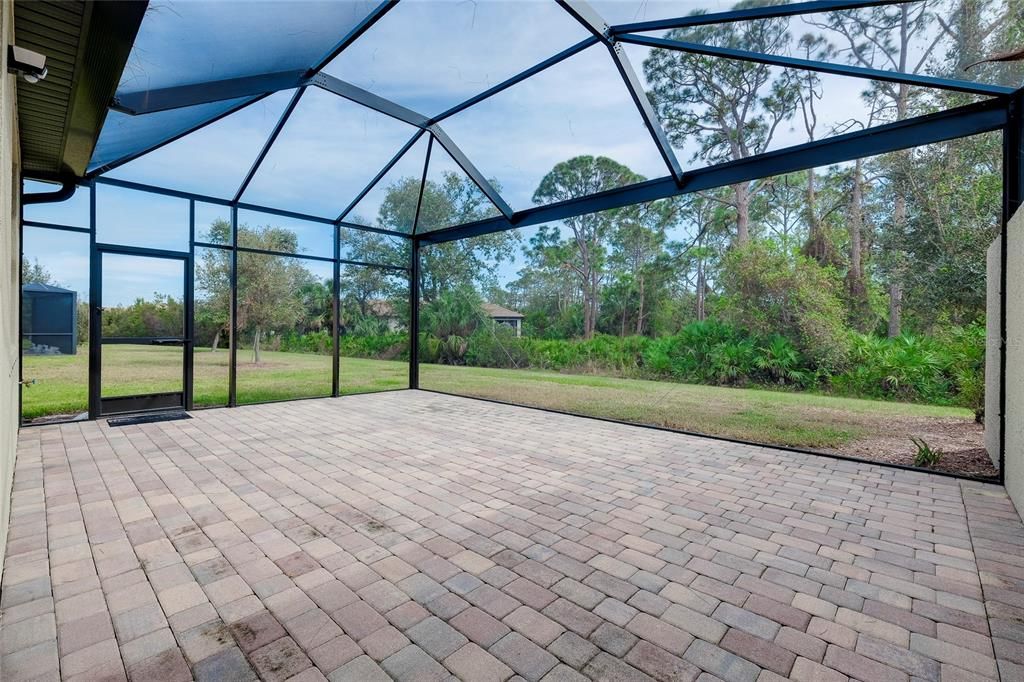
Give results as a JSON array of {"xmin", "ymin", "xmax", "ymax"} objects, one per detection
[
  {"xmin": 418, "ymin": 98, "xmax": 1008, "ymax": 244},
  {"xmin": 89, "ymin": 176, "xmax": 410, "ymax": 239}
]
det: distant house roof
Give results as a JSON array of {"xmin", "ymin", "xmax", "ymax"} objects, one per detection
[
  {"xmin": 482, "ymin": 303, "xmax": 524, "ymax": 319},
  {"xmin": 23, "ymin": 282, "xmax": 75, "ymax": 294}
]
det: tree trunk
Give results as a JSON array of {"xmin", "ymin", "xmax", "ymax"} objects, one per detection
[
  {"xmin": 696, "ymin": 260, "xmax": 706, "ymax": 322},
  {"xmin": 887, "ymin": 180, "xmax": 908, "ymax": 338},
  {"xmin": 846, "ymin": 159, "xmax": 871, "ymax": 330},
  {"xmin": 887, "ymin": 282, "xmax": 903, "ymax": 338},
  {"xmin": 252, "ymin": 327, "xmax": 262, "ymax": 364},
  {"xmin": 635, "ymin": 275, "xmax": 645, "ymax": 336},
  {"xmin": 733, "ymin": 182, "xmax": 751, "ymax": 246},
  {"xmin": 803, "ymin": 168, "xmax": 829, "ymax": 264},
  {"xmin": 211, "ymin": 328, "xmax": 222, "ymax": 352}
]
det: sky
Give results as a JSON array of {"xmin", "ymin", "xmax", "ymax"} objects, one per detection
[{"xmin": 28, "ymin": 0, "xmax": 979, "ymax": 302}]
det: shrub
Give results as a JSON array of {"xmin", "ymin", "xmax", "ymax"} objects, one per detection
[
  {"xmin": 911, "ymin": 437, "xmax": 943, "ymax": 468},
  {"xmin": 641, "ymin": 320, "xmax": 754, "ymax": 384},
  {"xmin": 717, "ymin": 240, "xmax": 851, "ymax": 373},
  {"xmin": 754, "ymin": 335, "xmax": 808, "ymax": 386},
  {"xmin": 832, "ymin": 324, "xmax": 984, "ymax": 408},
  {"xmin": 465, "ymin": 324, "xmax": 530, "ymax": 368},
  {"xmin": 421, "ymin": 288, "xmax": 485, "ymax": 364}
]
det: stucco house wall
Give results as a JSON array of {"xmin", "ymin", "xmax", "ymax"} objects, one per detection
[
  {"xmin": 0, "ymin": 0, "xmax": 22, "ymax": 572},
  {"xmin": 1005, "ymin": 208, "xmax": 1024, "ymax": 514}
]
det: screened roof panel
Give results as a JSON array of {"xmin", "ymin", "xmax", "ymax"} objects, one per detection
[
  {"xmin": 438, "ymin": 44, "xmax": 669, "ymax": 211},
  {"xmin": 590, "ymin": 0, "xmax": 778, "ymax": 26},
  {"xmin": 323, "ymin": 0, "xmax": 591, "ymax": 116},
  {"xmin": 89, "ymin": 97, "xmax": 256, "ymax": 173},
  {"xmin": 620, "ymin": 42, "xmax": 986, "ymax": 166},
  {"xmin": 632, "ymin": 1, "xmax": 1021, "ymax": 89},
  {"xmin": 82, "ymin": 0, "xmax": 1005, "ymax": 239},
  {"xmin": 240, "ymin": 87, "xmax": 421, "ymax": 220},
  {"xmin": 415, "ymin": 137, "xmax": 502, "ymax": 234},
  {"xmin": 344, "ymin": 133, "xmax": 429, "ymax": 233},
  {"xmin": 117, "ymin": 1, "xmax": 379, "ymax": 94},
  {"xmin": 107, "ymin": 89, "xmax": 297, "ymax": 199}
]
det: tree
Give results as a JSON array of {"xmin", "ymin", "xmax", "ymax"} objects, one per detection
[
  {"xmin": 643, "ymin": 2, "xmax": 799, "ymax": 244},
  {"xmin": 355, "ymin": 171, "xmax": 519, "ymax": 302},
  {"xmin": 530, "ymin": 156, "xmax": 645, "ymax": 339},
  {"xmin": 196, "ymin": 221, "xmax": 313, "ymax": 363},
  {"xmin": 718, "ymin": 239, "xmax": 851, "ymax": 372},
  {"xmin": 195, "ymin": 219, "xmax": 232, "ymax": 351},
  {"xmin": 606, "ymin": 200, "xmax": 679, "ymax": 336},
  {"xmin": 811, "ymin": 2, "xmax": 942, "ymax": 336},
  {"xmin": 21, "ymin": 258, "xmax": 56, "ymax": 285},
  {"xmin": 420, "ymin": 286, "xmax": 485, "ymax": 364}
]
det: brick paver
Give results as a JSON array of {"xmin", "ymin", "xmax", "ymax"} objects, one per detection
[{"xmin": 1, "ymin": 391, "xmax": 1022, "ymax": 681}]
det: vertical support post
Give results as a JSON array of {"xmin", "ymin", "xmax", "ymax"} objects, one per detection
[
  {"xmin": 88, "ymin": 181, "xmax": 100, "ymax": 419},
  {"xmin": 409, "ymin": 237, "xmax": 420, "ymax": 389},
  {"xmin": 229, "ymin": 206, "xmax": 239, "ymax": 407},
  {"xmin": 999, "ymin": 95, "xmax": 1023, "ymax": 485},
  {"xmin": 185, "ymin": 200, "xmax": 195, "ymax": 410},
  {"xmin": 17, "ymin": 182, "xmax": 24, "ymax": 423},
  {"xmin": 332, "ymin": 224, "xmax": 341, "ymax": 397}
]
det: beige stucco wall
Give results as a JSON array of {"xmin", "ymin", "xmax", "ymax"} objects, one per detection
[
  {"xmin": 0, "ymin": 0, "xmax": 20, "ymax": 571},
  {"xmin": 1006, "ymin": 209, "xmax": 1024, "ymax": 514},
  {"xmin": 986, "ymin": 237, "xmax": 1002, "ymax": 467}
]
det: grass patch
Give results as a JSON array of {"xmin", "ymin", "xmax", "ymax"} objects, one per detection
[
  {"xmin": 21, "ymin": 346, "xmax": 408, "ymax": 420},
  {"xmin": 419, "ymin": 364, "xmax": 972, "ymax": 449},
  {"xmin": 22, "ymin": 348, "xmax": 975, "ymax": 454}
]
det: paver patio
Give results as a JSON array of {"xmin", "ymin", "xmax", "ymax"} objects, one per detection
[{"xmin": 1, "ymin": 390, "xmax": 1022, "ymax": 682}]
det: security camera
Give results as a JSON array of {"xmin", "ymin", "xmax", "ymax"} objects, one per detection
[{"xmin": 7, "ymin": 45, "xmax": 47, "ymax": 83}]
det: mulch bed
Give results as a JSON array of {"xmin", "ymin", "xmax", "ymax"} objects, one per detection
[{"xmin": 824, "ymin": 416, "xmax": 999, "ymax": 479}]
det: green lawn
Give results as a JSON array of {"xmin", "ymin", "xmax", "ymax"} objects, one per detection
[
  {"xmin": 22, "ymin": 348, "xmax": 973, "ymax": 453},
  {"xmin": 21, "ymin": 345, "xmax": 408, "ymax": 419},
  {"xmin": 420, "ymin": 364, "xmax": 972, "ymax": 449}
]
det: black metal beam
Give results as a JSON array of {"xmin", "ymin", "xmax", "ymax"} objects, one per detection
[
  {"xmin": 419, "ymin": 98, "xmax": 1007, "ymax": 244},
  {"xmin": 90, "ymin": 176, "xmax": 411, "ymax": 239},
  {"xmin": 234, "ymin": 87, "xmax": 308, "ymax": 203},
  {"xmin": 229, "ymin": 206, "xmax": 238, "ymax": 407},
  {"xmin": 113, "ymin": 70, "xmax": 309, "ymax": 115},
  {"xmin": 108, "ymin": 2, "xmax": 397, "ymax": 115},
  {"xmin": 617, "ymin": 34, "xmax": 1014, "ymax": 98},
  {"xmin": 186, "ymin": 200, "xmax": 195, "ymax": 410},
  {"xmin": 554, "ymin": 1, "xmax": 684, "ymax": 182},
  {"xmin": 332, "ymin": 224, "xmax": 341, "ymax": 398},
  {"xmin": 91, "ymin": 1, "xmax": 395, "ymax": 180},
  {"xmin": 312, "ymin": 73, "xmax": 431, "ymax": 128},
  {"xmin": 608, "ymin": 42, "xmax": 684, "ymax": 181},
  {"xmin": 412, "ymin": 136, "xmax": 434, "ymax": 235},
  {"xmin": 429, "ymin": 125, "xmax": 513, "ymax": 219},
  {"xmin": 409, "ymin": 238, "xmax": 420, "ymax": 389},
  {"xmin": 609, "ymin": 0, "xmax": 907, "ymax": 35},
  {"xmin": 338, "ymin": 129, "xmax": 426, "ymax": 222},
  {"xmin": 88, "ymin": 181, "xmax": 100, "ymax": 419}
]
